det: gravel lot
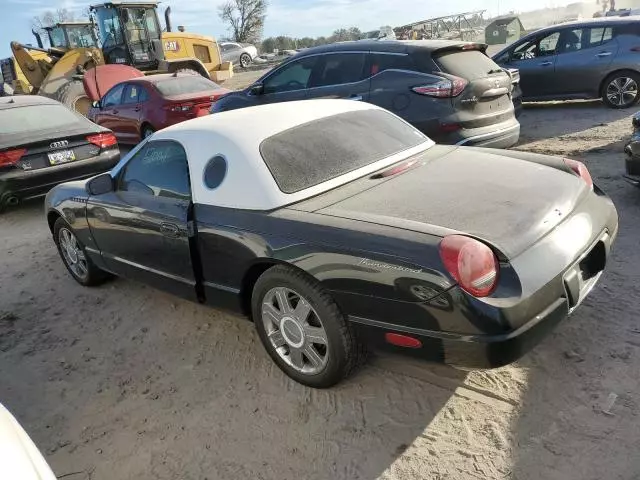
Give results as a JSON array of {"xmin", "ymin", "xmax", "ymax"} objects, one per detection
[{"xmin": 1, "ymin": 100, "xmax": 639, "ymax": 480}]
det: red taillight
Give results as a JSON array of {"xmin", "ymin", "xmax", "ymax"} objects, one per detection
[
  {"xmin": 87, "ymin": 133, "xmax": 117, "ymax": 149},
  {"xmin": 563, "ymin": 158, "xmax": 593, "ymax": 189},
  {"xmin": 0, "ymin": 148, "xmax": 26, "ymax": 167},
  {"xmin": 439, "ymin": 235, "xmax": 499, "ymax": 297},
  {"xmin": 385, "ymin": 333, "xmax": 422, "ymax": 349},
  {"xmin": 412, "ymin": 75, "xmax": 467, "ymax": 98}
]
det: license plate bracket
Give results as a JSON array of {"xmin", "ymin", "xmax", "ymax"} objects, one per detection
[{"xmin": 48, "ymin": 149, "xmax": 76, "ymax": 165}]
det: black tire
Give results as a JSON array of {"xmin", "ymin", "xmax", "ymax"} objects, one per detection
[
  {"xmin": 602, "ymin": 71, "xmax": 640, "ymax": 109},
  {"xmin": 54, "ymin": 80, "xmax": 92, "ymax": 116},
  {"xmin": 252, "ymin": 265, "xmax": 366, "ymax": 388},
  {"xmin": 53, "ymin": 217, "xmax": 111, "ymax": 286},
  {"xmin": 239, "ymin": 53, "xmax": 251, "ymax": 69},
  {"xmin": 141, "ymin": 124, "xmax": 155, "ymax": 139}
]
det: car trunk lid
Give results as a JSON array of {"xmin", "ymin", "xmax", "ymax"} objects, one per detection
[
  {"xmin": 311, "ymin": 147, "xmax": 587, "ymax": 259},
  {"xmin": 164, "ymin": 88, "xmax": 231, "ymax": 117}
]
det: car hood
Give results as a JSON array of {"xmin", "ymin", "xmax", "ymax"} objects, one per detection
[
  {"xmin": 312, "ymin": 147, "xmax": 587, "ymax": 259},
  {"xmin": 0, "ymin": 404, "xmax": 56, "ymax": 480}
]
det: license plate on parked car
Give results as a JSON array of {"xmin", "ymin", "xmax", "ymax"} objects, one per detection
[{"xmin": 48, "ymin": 150, "xmax": 76, "ymax": 165}]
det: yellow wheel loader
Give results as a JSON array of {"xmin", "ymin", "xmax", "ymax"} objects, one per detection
[{"xmin": 8, "ymin": 1, "xmax": 231, "ymax": 115}]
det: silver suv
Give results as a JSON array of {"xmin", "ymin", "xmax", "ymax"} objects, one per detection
[{"xmin": 493, "ymin": 16, "xmax": 640, "ymax": 108}]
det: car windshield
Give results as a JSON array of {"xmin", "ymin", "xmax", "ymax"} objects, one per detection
[
  {"xmin": 66, "ymin": 25, "xmax": 97, "ymax": 48},
  {"xmin": 155, "ymin": 76, "xmax": 222, "ymax": 96},
  {"xmin": 0, "ymin": 104, "xmax": 81, "ymax": 134},
  {"xmin": 434, "ymin": 50, "xmax": 502, "ymax": 80},
  {"xmin": 259, "ymin": 110, "xmax": 427, "ymax": 194}
]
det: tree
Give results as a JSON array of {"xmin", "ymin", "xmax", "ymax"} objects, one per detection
[
  {"xmin": 219, "ymin": 0, "xmax": 268, "ymax": 44},
  {"xmin": 31, "ymin": 8, "xmax": 75, "ymax": 47}
]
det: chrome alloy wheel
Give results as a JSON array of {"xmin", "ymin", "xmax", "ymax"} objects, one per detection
[
  {"xmin": 607, "ymin": 76, "xmax": 639, "ymax": 107},
  {"xmin": 261, "ymin": 287, "xmax": 329, "ymax": 374},
  {"xmin": 59, "ymin": 227, "xmax": 88, "ymax": 280}
]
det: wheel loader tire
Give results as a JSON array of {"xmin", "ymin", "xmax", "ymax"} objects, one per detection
[{"xmin": 54, "ymin": 80, "xmax": 92, "ymax": 116}]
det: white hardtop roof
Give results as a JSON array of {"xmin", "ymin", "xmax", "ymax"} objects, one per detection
[{"xmin": 152, "ymin": 99, "xmax": 434, "ymax": 210}]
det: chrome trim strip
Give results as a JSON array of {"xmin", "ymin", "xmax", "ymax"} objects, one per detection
[
  {"xmin": 104, "ymin": 253, "xmax": 196, "ymax": 286},
  {"xmin": 203, "ymin": 281, "xmax": 241, "ymax": 294}
]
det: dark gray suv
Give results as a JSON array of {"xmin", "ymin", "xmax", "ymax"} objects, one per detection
[
  {"xmin": 493, "ymin": 16, "xmax": 640, "ymax": 108},
  {"xmin": 212, "ymin": 40, "xmax": 520, "ymax": 148}
]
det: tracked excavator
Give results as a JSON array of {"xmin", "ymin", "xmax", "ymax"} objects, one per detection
[{"xmin": 7, "ymin": 1, "xmax": 231, "ymax": 115}]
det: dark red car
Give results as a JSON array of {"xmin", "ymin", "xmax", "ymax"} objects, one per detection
[{"xmin": 87, "ymin": 73, "xmax": 230, "ymax": 144}]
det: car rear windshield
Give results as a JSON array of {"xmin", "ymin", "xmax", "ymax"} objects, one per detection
[
  {"xmin": 155, "ymin": 76, "xmax": 221, "ymax": 96},
  {"xmin": 0, "ymin": 104, "xmax": 81, "ymax": 135},
  {"xmin": 434, "ymin": 49, "xmax": 502, "ymax": 80},
  {"xmin": 259, "ymin": 110, "xmax": 427, "ymax": 194}
]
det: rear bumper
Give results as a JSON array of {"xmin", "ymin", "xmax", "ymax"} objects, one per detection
[
  {"xmin": 350, "ymin": 295, "xmax": 569, "ymax": 369},
  {"xmin": 0, "ymin": 148, "xmax": 119, "ymax": 205},
  {"xmin": 455, "ymin": 122, "xmax": 520, "ymax": 148},
  {"xmin": 349, "ymin": 223, "xmax": 616, "ymax": 370}
]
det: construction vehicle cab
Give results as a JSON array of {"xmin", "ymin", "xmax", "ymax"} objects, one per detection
[
  {"xmin": 89, "ymin": 1, "xmax": 230, "ymax": 81},
  {"xmin": 43, "ymin": 22, "xmax": 98, "ymax": 50}
]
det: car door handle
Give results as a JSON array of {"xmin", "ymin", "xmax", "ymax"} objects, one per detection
[
  {"xmin": 539, "ymin": 61, "xmax": 553, "ymax": 67},
  {"xmin": 597, "ymin": 51, "xmax": 612, "ymax": 57},
  {"xmin": 349, "ymin": 95, "xmax": 363, "ymax": 101},
  {"xmin": 112, "ymin": 109, "xmax": 119, "ymax": 114},
  {"xmin": 134, "ymin": 105, "xmax": 141, "ymax": 112},
  {"xmin": 160, "ymin": 222, "xmax": 180, "ymax": 237}
]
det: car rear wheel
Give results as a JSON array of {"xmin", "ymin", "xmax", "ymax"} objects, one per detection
[
  {"xmin": 239, "ymin": 53, "xmax": 251, "ymax": 69},
  {"xmin": 252, "ymin": 265, "xmax": 366, "ymax": 388},
  {"xmin": 53, "ymin": 217, "xmax": 111, "ymax": 286},
  {"xmin": 602, "ymin": 71, "xmax": 640, "ymax": 109},
  {"xmin": 141, "ymin": 125, "xmax": 155, "ymax": 139}
]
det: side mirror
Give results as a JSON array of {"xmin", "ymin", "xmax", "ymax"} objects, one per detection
[
  {"xmin": 250, "ymin": 83, "xmax": 264, "ymax": 95},
  {"xmin": 92, "ymin": 100, "xmax": 101, "ymax": 109},
  {"xmin": 86, "ymin": 173, "xmax": 114, "ymax": 196}
]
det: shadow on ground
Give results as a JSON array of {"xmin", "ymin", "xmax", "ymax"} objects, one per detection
[{"xmin": 509, "ymin": 152, "xmax": 640, "ymax": 480}]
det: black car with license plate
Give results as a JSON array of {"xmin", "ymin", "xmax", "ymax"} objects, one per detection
[
  {"xmin": 0, "ymin": 95, "xmax": 120, "ymax": 211},
  {"xmin": 45, "ymin": 100, "xmax": 617, "ymax": 388}
]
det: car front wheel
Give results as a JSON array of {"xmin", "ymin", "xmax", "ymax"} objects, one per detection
[
  {"xmin": 252, "ymin": 265, "xmax": 365, "ymax": 388},
  {"xmin": 602, "ymin": 71, "xmax": 640, "ymax": 108},
  {"xmin": 53, "ymin": 217, "xmax": 111, "ymax": 286}
]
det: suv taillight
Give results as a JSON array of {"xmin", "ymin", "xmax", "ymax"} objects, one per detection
[
  {"xmin": 87, "ymin": 133, "xmax": 117, "ymax": 149},
  {"xmin": 563, "ymin": 158, "xmax": 593, "ymax": 190},
  {"xmin": 0, "ymin": 148, "xmax": 26, "ymax": 167},
  {"xmin": 412, "ymin": 75, "xmax": 468, "ymax": 98},
  {"xmin": 439, "ymin": 235, "xmax": 499, "ymax": 297}
]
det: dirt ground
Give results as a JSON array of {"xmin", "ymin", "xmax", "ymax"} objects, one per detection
[{"xmin": 1, "ymin": 100, "xmax": 640, "ymax": 480}]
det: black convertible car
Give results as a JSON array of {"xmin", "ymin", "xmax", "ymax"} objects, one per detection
[
  {"xmin": 45, "ymin": 100, "xmax": 618, "ymax": 388},
  {"xmin": 0, "ymin": 95, "xmax": 120, "ymax": 212}
]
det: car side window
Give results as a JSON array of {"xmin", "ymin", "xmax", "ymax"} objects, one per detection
[
  {"xmin": 311, "ymin": 53, "xmax": 367, "ymax": 87},
  {"xmin": 118, "ymin": 141, "xmax": 191, "ymax": 200},
  {"xmin": 589, "ymin": 27, "xmax": 614, "ymax": 47},
  {"xmin": 559, "ymin": 28, "xmax": 586, "ymax": 53},
  {"xmin": 512, "ymin": 32, "xmax": 560, "ymax": 60},
  {"xmin": 122, "ymin": 84, "xmax": 140, "ymax": 104},
  {"xmin": 263, "ymin": 56, "xmax": 319, "ymax": 94},
  {"xmin": 103, "ymin": 84, "xmax": 125, "ymax": 107},
  {"xmin": 138, "ymin": 87, "xmax": 149, "ymax": 102},
  {"xmin": 369, "ymin": 53, "xmax": 415, "ymax": 76},
  {"xmin": 221, "ymin": 44, "xmax": 230, "ymax": 52}
]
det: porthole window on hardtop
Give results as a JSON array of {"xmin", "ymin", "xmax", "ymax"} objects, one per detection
[{"xmin": 203, "ymin": 155, "xmax": 227, "ymax": 190}]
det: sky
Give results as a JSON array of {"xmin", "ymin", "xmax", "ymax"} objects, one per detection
[{"xmin": 1, "ymin": 0, "xmax": 578, "ymax": 58}]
